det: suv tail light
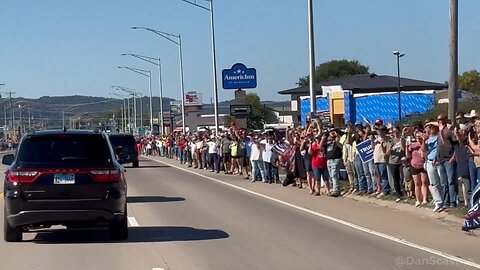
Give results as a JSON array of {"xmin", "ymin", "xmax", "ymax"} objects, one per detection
[
  {"xmin": 7, "ymin": 170, "xmax": 39, "ymax": 184},
  {"xmin": 90, "ymin": 169, "xmax": 121, "ymax": 182}
]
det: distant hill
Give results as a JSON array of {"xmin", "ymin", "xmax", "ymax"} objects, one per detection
[{"xmin": 0, "ymin": 95, "xmax": 289, "ymax": 129}]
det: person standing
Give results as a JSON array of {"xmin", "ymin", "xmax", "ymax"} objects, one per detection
[
  {"xmin": 387, "ymin": 126, "xmax": 405, "ymax": 202},
  {"xmin": 407, "ymin": 131, "xmax": 429, "ymax": 207},
  {"xmin": 262, "ymin": 135, "xmax": 274, "ymax": 183},
  {"xmin": 424, "ymin": 122, "xmax": 444, "ymax": 212},
  {"xmin": 373, "ymin": 125, "xmax": 391, "ymax": 198},
  {"xmin": 436, "ymin": 114, "xmax": 458, "ymax": 208},
  {"xmin": 250, "ymin": 134, "xmax": 266, "ymax": 182},
  {"xmin": 222, "ymin": 134, "xmax": 232, "ymax": 174},
  {"xmin": 309, "ymin": 133, "xmax": 329, "ymax": 196},
  {"xmin": 326, "ymin": 129, "xmax": 343, "ymax": 197},
  {"xmin": 343, "ymin": 131, "xmax": 356, "ymax": 194}
]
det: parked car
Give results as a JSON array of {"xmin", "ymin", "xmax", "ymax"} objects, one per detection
[
  {"xmin": 2, "ymin": 129, "xmax": 128, "ymax": 242},
  {"xmin": 108, "ymin": 134, "xmax": 139, "ymax": 168}
]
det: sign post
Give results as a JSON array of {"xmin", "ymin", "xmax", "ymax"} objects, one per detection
[{"xmin": 222, "ymin": 63, "xmax": 257, "ymax": 129}]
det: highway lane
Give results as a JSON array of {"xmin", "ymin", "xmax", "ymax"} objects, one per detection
[{"xmin": 0, "ymin": 156, "xmax": 479, "ymax": 270}]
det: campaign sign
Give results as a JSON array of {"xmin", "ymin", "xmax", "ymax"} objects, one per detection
[
  {"xmin": 356, "ymin": 140, "xmax": 374, "ymax": 163},
  {"xmin": 222, "ymin": 63, "xmax": 257, "ymax": 89}
]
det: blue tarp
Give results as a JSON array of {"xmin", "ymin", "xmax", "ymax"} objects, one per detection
[{"xmin": 300, "ymin": 92, "xmax": 434, "ymax": 126}]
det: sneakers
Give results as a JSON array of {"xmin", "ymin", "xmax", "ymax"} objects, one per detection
[
  {"xmin": 415, "ymin": 201, "xmax": 421, "ymax": 207},
  {"xmin": 432, "ymin": 204, "xmax": 442, "ymax": 213},
  {"xmin": 376, "ymin": 193, "xmax": 385, "ymax": 199},
  {"xmin": 395, "ymin": 198, "xmax": 401, "ymax": 203}
]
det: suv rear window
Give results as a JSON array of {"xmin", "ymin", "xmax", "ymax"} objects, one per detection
[
  {"xmin": 16, "ymin": 134, "xmax": 112, "ymax": 167},
  {"xmin": 109, "ymin": 135, "xmax": 136, "ymax": 150}
]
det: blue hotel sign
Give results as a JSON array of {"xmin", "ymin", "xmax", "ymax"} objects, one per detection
[{"xmin": 222, "ymin": 63, "xmax": 257, "ymax": 90}]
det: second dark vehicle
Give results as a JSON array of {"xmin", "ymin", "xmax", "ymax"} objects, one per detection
[{"xmin": 108, "ymin": 134, "xmax": 139, "ymax": 168}]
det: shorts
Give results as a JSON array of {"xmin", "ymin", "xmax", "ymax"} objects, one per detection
[
  {"xmin": 223, "ymin": 153, "xmax": 231, "ymax": 163},
  {"xmin": 312, "ymin": 167, "xmax": 329, "ymax": 182},
  {"xmin": 303, "ymin": 157, "xmax": 313, "ymax": 173},
  {"xmin": 410, "ymin": 166, "xmax": 425, "ymax": 175}
]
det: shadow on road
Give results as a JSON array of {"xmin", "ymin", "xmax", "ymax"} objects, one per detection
[
  {"xmin": 127, "ymin": 196, "xmax": 185, "ymax": 203},
  {"xmin": 30, "ymin": 226, "xmax": 229, "ymax": 244}
]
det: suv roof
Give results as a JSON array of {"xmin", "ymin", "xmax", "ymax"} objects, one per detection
[{"xmin": 31, "ymin": 129, "xmax": 101, "ymax": 136}]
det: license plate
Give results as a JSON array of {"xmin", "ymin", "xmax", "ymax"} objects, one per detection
[{"xmin": 53, "ymin": 174, "xmax": 75, "ymax": 184}]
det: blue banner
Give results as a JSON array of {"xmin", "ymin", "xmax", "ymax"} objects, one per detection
[
  {"xmin": 222, "ymin": 63, "xmax": 257, "ymax": 89},
  {"xmin": 356, "ymin": 140, "xmax": 374, "ymax": 163}
]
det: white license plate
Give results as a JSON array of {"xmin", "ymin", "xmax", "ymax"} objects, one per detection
[{"xmin": 53, "ymin": 174, "xmax": 75, "ymax": 184}]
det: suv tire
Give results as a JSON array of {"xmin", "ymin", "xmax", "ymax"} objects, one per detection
[
  {"xmin": 132, "ymin": 160, "xmax": 139, "ymax": 168},
  {"xmin": 4, "ymin": 212, "xmax": 22, "ymax": 242},
  {"xmin": 110, "ymin": 206, "xmax": 128, "ymax": 241}
]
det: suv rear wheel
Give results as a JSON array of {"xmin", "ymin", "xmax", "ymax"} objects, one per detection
[
  {"xmin": 109, "ymin": 206, "xmax": 128, "ymax": 240},
  {"xmin": 4, "ymin": 212, "xmax": 22, "ymax": 242}
]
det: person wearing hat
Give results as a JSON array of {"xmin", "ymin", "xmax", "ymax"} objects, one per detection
[
  {"xmin": 373, "ymin": 125, "xmax": 391, "ymax": 198},
  {"xmin": 423, "ymin": 121, "xmax": 444, "ymax": 212},
  {"xmin": 436, "ymin": 114, "xmax": 459, "ymax": 209}
]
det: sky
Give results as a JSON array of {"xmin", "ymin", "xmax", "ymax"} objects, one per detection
[{"xmin": 1, "ymin": 0, "xmax": 479, "ymax": 103}]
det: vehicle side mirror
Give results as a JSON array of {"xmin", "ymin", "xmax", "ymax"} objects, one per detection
[{"xmin": 2, "ymin": 154, "xmax": 14, "ymax": 165}]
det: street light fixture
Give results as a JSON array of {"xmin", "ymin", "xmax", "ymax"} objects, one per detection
[
  {"xmin": 111, "ymin": 85, "xmax": 138, "ymax": 132},
  {"xmin": 110, "ymin": 93, "xmax": 128, "ymax": 133},
  {"xmin": 393, "ymin": 51, "xmax": 405, "ymax": 122},
  {"xmin": 122, "ymin": 53, "xmax": 165, "ymax": 135},
  {"xmin": 131, "ymin": 26, "xmax": 186, "ymax": 133},
  {"xmin": 118, "ymin": 66, "xmax": 154, "ymax": 133},
  {"xmin": 180, "ymin": 0, "xmax": 219, "ymax": 133}
]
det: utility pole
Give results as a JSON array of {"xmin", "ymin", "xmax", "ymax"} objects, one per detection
[
  {"xmin": 448, "ymin": 0, "xmax": 458, "ymax": 122},
  {"xmin": 7, "ymin": 91, "xmax": 15, "ymax": 129},
  {"xmin": 307, "ymin": 0, "xmax": 316, "ymax": 113}
]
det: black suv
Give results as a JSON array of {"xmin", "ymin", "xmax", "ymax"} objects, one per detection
[
  {"xmin": 108, "ymin": 134, "xmax": 139, "ymax": 168},
  {"xmin": 2, "ymin": 130, "xmax": 128, "ymax": 242}
]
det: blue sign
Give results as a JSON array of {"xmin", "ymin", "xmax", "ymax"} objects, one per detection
[
  {"xmin": 222, "ymin": 63, "xmax": 257, "ymax": 89},
  {"xmin": 356, "ymin": 140, "xmax": 374, "ymax": 163}
]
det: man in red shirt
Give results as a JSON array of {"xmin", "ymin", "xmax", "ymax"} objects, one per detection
[{"xmin": 309, "ymin": 133, "xmax": 330, "ymax": 196}]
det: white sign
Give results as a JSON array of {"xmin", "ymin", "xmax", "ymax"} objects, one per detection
[
  {"xmin": 185, "ymin": 92, "xmax": 202, "ymax": 106},
  {"xmin": 321, "ymin": 85, "xmax": 343, "ymax": 97}
]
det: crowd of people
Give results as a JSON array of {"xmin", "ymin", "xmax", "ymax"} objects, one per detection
[{"xmin": 135, "ymin": 111, "xmax": 480, "ymax": 231}]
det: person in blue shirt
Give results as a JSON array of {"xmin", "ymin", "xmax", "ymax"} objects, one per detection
[{"xmin": 423, "ymin": 122, "xmax": 444, "ymax": 213}]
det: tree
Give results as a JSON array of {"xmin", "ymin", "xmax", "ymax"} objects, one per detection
[
  {"xmin": 242, "ymin": 93, "xmax": 279, "ymax": 129},
  {"xmin": 297, "ymin": 59, "xmax": 370, "ymax": 87},
  {"xmin": 459, "ymin": 70, "xmax": 480, "ymax": 94}
]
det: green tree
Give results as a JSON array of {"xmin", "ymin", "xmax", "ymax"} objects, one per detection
[
  {"xmin": 298, "ymin": 59, "xmax": 370, "ymax": 87},
  {"xmin": 244, "ymin": 93, "xmax": 278, "ymax": 129},
  {"xmin": 459, "ymin": 69, "xmax": 480, "ymax": 94}
]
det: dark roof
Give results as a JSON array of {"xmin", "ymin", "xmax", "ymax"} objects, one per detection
[
  {"xmin": 278, "ymin": 74, "xmax": 447, "ymax": 95},
  {"xmin": 30, "ymin": 129, "xmax": 100, "ymax": 136}
]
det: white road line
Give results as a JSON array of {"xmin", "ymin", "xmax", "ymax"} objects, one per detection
[
  {"xmin": 145, "ymin": 156, "xmax": 480, "ymax": 269},
  {"xmin": 152, "ymin": 268, "xmax": 164, "ymax": 270},
  {"xmin": 127, "ymin": 217, "xmax": 140, "ymax": 227}
]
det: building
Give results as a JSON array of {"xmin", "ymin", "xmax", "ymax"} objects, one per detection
[{"xmin": 278, "ymin": 73, "xmax": 447, "ymax": 126}]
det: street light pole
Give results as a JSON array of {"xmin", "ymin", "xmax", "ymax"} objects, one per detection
[
  {"xmin": 180, "ymin": 0, "xmax": 219, "ymax": 133},
  {"xmin": 112, "ymin": 85, "xmax": 138, "ymax": 132},
  {"xmin": 131, "ymin": 27, "xmax": 187, "ymax": 133},
  {"xmin": 117, "ymin": 66, "xmax": 153, "ymax": 133},
  {"xmin": 393, "ymin": 50, "xmax": 405, "ymax": 122}
]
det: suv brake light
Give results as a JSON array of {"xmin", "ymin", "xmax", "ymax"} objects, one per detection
[
  {"xmin": 7, "ymin": 170, "xmax": 39, "ymax": 184},
  {"xmin": 90, "ymin": 169, "xmax": 121, "ymax": 182}
]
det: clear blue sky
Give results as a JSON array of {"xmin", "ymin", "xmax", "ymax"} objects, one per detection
[{"xmin": 1, "ymin": 0, "xmax": 479, "ymax": 102}]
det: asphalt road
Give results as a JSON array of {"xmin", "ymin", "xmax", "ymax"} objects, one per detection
[{"xmin": 1, "ymin": 155, "xmax": 479, "ymax": 270}]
